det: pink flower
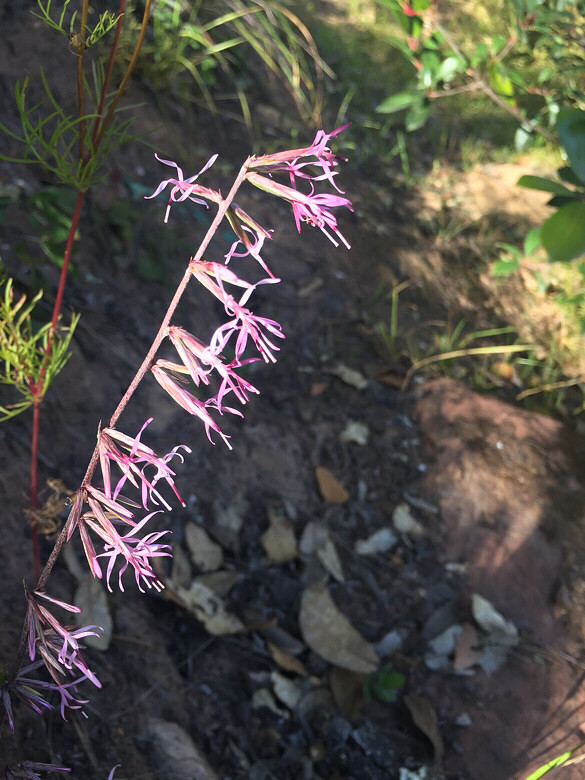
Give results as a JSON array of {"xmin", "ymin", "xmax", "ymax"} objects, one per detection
[
  {"xmin": 3, "ymin": 658, "xmax": 91, "ymax": 732},
  {"xmin": 25, "ymin": 591, "xmax": 101, "ymax": 683},
  {"xmin": 225, "ymin": 204, "xmax": 274, "ymax": 276},
  {"xmin": 245, "ymin": 172, "xmax": 352, "ymax": 248},
  {"xmin": 210, "ymin": 300, "xmax": 284, "ymax": 363},
  {"xmin": 145, "ymin": 153, "xmax": 219, "ymax": 222},
  {"xmin": 168, "ymin": 325, "xmax": 259, "ymax": 407},
  {"xmin": 83, "ymin": 491, "xmax": 171, "ymax": 592},
  {"xmin": 1, "ymin": 758, "xmax": 71, "ymax": 778},
  {"xmin": 151, "ymin": 363, "xmax": 237, "ymax": 448},
  {"xmin": 248, "ymin": 124, "xmax": 350, "ymax": 192},
  {"xmin": 188, "ymin": 261, "xmax": 284, "ymax": 363},
  {"xmin": 189, "ymin": 260, "xmax": 279, "ymax": 308},
  {"xmin": 96, "ymin": 512, "xmax": 172, "ymax": 593},
  {"xmin": 98, "ymin": 419, "xmax": 190, "ymax": 511}
]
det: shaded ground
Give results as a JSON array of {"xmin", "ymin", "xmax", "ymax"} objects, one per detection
[{"xmin": 2, "ymin": 5, "xmax": 585, "ymax": 780}]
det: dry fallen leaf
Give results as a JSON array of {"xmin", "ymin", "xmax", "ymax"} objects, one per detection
[
  {"xmin": 453, "ymin": 623, "xmax": 483, "ymax": 672},
  {"xmin": 177, "ymin": 581, "xmax": 243, "ymax": 635},
  {"xmin": 185, "ymin": 522, "xmax": 223, "ymax": 572},
  {"xmin": 329, "ymin": 667, "xmax": 366, "ymax": 719},
  {"xmin": 310, "ymin": 381, "xmax": 328, "ymax": 396},
  {"xmin": 261, "ymin": 507, "xmax": 297, "ymax": 563},
  {"xmin": 143, "ymin": 718, "xmax": 218, "ymax": 780},
  {"xmin": 299, "ymin": 521, "xmax": 344, "ymax": 582},
  {"xmin": 268, "ymin": 642, "xmax": 307, "ymax": 676},
  {"xmin": 171, "ymin": 544, "xmax": 192, "ymax": 589},
  {"xmin": 377, "ymin": 371, "xmax": 405, "ymax": 388},
  {"xmin": 315, "ymin": 466, "xmax": 349, "ymax": 504},
  {"xmin": 194, "ymin": 570, "xmax": 239, "ymax": 598},
  {"xmin": 328, "ymin": 364, "xmax": 368, "ymax": 391},
  {"xmin": 472, "ymin": 593, "xmax": 519, "ymax": 674},
  {"xmin": 271, "ymin": 670, "xmax": 304, "ymax": 709},
  {"xmin": 392, "ymin": 502, "xmax": 424, "ymax": 536},
  {"xmin": 251, "ymin": 688, "xmax": 289, "ymax": 718},
  {"xmin": 340, "ymin": 421, "xmax": 369, "ymax": 446},
  {"xmin": 355, "ymin": 528, "xmax": 398, "ymax": 556},
  {"xmin": 299, "ymin": 582, "xmax": 378, "ymax": 674},
  {"xmin": 404, "ymin": 693, "xmax": 444, "ymax": 760}
]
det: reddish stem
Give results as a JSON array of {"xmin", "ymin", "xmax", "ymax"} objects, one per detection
[
  {"xmin": 50, "ymin": 190, "xmax": 85, "ymax": 332},
  {"xmin": 30, "ymin": 401, "xmax": 41, "ymax": 581},
  {"xmin": 27, "ymin": 190, "xmax": 85, "ymax": 574}
]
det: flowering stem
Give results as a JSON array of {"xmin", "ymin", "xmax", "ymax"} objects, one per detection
[{"xmin": 34, "ymin": 157, "xmax": 252, "ymax": 595}]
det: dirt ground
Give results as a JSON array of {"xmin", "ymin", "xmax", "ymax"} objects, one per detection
[{"xmin": 2, "ymin": 4, "xmax": 585, "ymax": 780}]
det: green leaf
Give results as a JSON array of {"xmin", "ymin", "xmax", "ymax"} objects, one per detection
[
  {"xmin": 524, "ymin": 227, "xmax": 541, "ymax": 255},
  {"xmin": 471, "ymin": 42, "xmax": 488, "ymax": 67},
  {"xmin": 405, "ymin": 99, "xmax": 430, "ymax": 131},
  {"xmin": 541, "ymin": 201, "xmax": 585, "ymax": 263},
  {"xmin": 547, "ymin": 195, "xmax": 581, "ymax": 208},
  {"xmin": 488, "ymin": 63, "xmax": 515, "ymax": 105},
  {"xmin": 557, "ymin": 109, "xmax": 585, "ymax": 183},
  {"xmin": 517, "ymin": 175, "xmax": 574, "ymax": 196},
  {"xmin": 496, "ymin": 242, "xmax": 523, "ymax": 257},
  {"xmin": 514, "ymin": 126, "xmax": 533, "ymax": 152},
  {"xmin": 491, "ymin": 258, "xmax": 520, "ymax": 276},
  {"xmin": 525, "ymin": 742, "xmax": 585, "ymax": 780},
  {"xmin": 420, "ymin": 51, "xmax": 441, "ymax": 88},
  {"xmin": 437, "ymin": 56, "xmax": 465, "ymax": 83},
  {"xmin": 558, "ymin": 166, "xmax": 585, "ymax": 187},
  {"xmin": 376, "ymin": 90, "xmax": 421, "ymax": 114}
]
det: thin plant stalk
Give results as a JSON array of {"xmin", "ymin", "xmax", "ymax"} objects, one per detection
[{"xmin": 402, "ymin": 343, "xmax": 536, "ymax": 389}]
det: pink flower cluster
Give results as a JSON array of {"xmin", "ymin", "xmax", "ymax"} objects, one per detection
[
  {"xmin": 148, "ymin": 126, "xmax": 352, "ymax": 447},
  {"xmin": 2, "ymin": 419, "xmax": 191, "ymax": 736},
  {"xmin": 2, "ymin": 129, "xmax": 352, "ymax": 764},
  {"xmin": 67, "ymin": 418, "xmax": 189, "ymax": 592}
]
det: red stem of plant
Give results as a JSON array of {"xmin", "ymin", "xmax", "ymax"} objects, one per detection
[
  {"xmin": 50, "ymin": 191, "xmax": 86, "ymax": 332},
  {"xmin": 30, "ymin": 402, "xmax": 41, "ymax": 581},
  {"xmin": 27, "ymin": 189, "xmax": 86, "ymax": 576}
]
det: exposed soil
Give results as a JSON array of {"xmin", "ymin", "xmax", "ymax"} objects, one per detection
[{"xmin": 2, "ymin": 5, "xmax": 585, "ymax": 780}]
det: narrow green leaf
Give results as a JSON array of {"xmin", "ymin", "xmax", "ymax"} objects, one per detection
[
  {"xmin": 376, "ymin": 91, "xmax": 421, "ymax": 114},
  {"xmin": 491, "ymin": 258, "xmax": 520, "ymax": 276},
  {"xmin": 517, "ymin": 175, "xmax": 574, "ymax": 196},
  {"xmin": 526, "ymin": 748, "xmax": 577, "ymax": 780},
  {"xmin": 524, "ymin": 227, "xmax": 541, "ymax": 255}
]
